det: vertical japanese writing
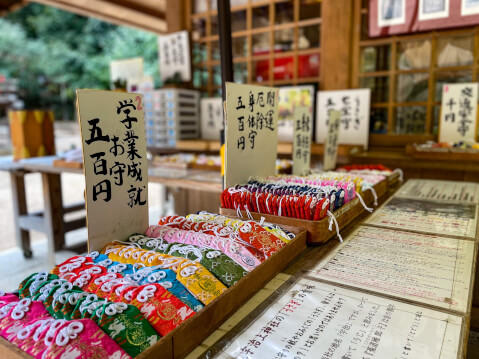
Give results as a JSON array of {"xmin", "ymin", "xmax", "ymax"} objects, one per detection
[
  {"xmin": 83, "ymin": 97, "xmax": 146, "ymax": 208},
  {"xmin": 458, "ymin": 87, "xmax": 473, "ymax": 137},
  {"xmin": 440, "ymin": 83, "xmax": 478, "ymax": 143},
  {"xmin": 235, "ymin": 90, "xmax": 276, "ymax": 151}
]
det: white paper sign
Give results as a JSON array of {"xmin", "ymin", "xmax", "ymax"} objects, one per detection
[
  {"xmin": 323, "ymin": 110, "xmax": 341, "ymax": 171},
  {"xmin": 366, "ymin": 197, "xmax": 478, "ymax": 238},
  {"xmin": 396, "ymin": 179, "xmax": 479, "ymax": 203},
  {"xmin": 439, "ymin": 83, "xmax": 478, "ymax": 143},
  {"xmin": 315, "ymin": 89, "xmax": 371, "ymax": 149},
  {"xmin": 225, "ymin": 82, "xmax": 279, "ymax": 187},
  {"xmin": 158, "ymin": 30, "xmax": 191, "ymax": 82},
  {"xmin": 292, "ymin": 106, "xmax": 312, "ymax": 176},
  {"xmin": 218, "ymin": 278, "xmax": 463, "ymax": 359},
  {"xmin": 77, "ymin": 90, "xmax": 148, "ymax": 252},
  {"xmin": 109, "ymin": 57, "xmax": 143, "ymax": 86},
  {"xmin": 201, "ymin": 98, "xmax": 224, "ymax": 140},
  {"xmin": 310, "ymin": 226, "xmax": 475, "ymax": 313}
]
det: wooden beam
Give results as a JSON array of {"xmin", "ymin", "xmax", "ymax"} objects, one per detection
[
  {"xmin": 320, "ymin": 0, "xmax": 353, "ymax": 90},
  {"xmin": 166, "ymin": 0, "xmax": 186, "ymax": 33},
  {"xmin": 31, "ymin": 0, "xmax": 167, "ymax": 34}
]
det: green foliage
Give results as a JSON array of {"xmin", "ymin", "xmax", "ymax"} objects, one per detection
[{"xmin": 0, "ymin": 3, "xmax": 159, "ymax": 120}]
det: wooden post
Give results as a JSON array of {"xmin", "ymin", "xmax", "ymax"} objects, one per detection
[
  {"xmin": 42, "ymin": 173, "xmax": 64, "ymax": 267},
  {"xmin": 217, "ymin": 0, "xmax": 233, "ymax": 190},
  {"xmin": 166, "ymin": 0, "xmax": 186, "ymax": 33},
  {"xmin": 320, "ymin": 0, "xmax": 354, "ymax": 90},
  {"xmin": 9, "ymin": 171, "xmax": 32, "ymax": 258}
]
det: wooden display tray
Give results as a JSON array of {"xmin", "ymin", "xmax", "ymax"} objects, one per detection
[
  {"xmin": 220, "ymin": 198, "xmax": 363, "ymax": 244},
  {"xmin": 360, "ymin": 179, "xmax": 387, "ymax": 206},
  {"xmin": 52, "ymin": 159, "xmax": 83, "ymax": 169},
  {"xmin": 406, "ymin": 145, "xmax": 479, "ymax": 162},
  {"xmin": 0, "ymin": 226, "xmax": 307, "ymax": 359}
]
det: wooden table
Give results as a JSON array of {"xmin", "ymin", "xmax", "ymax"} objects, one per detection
[{"xmin": 0, "ymin": 156, "xmax": 222, "ymax": 267}]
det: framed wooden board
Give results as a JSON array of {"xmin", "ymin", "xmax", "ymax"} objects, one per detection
[
  {"xmin": 220, "ymin": 198, "xmax": 364, "ymax": 244},
  {"xmin": 307, "ymin": 225, "xmax": 476, "ymax": 314},
  {"xmin": 208, "ymin": 278, "xmax": 466, "ymax": 359},
  {"xmin": 365, "ymin": 196, "xmax": 478, "ymax": 239},
  {"xmin": 396, "ymin": 179, "xmax": 479, "ymax": 203}
]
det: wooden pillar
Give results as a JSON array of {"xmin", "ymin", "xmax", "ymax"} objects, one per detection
[
  {"xmin": 166, "ymin": 0, "xmax": 186, "ymax": 33},
  {"xmin": 10, "ymin": 171, "xmax": 32, "ymax": 258},
  {"xmin": 320, "ymin": 0, "xmax": 354, "ymax": 90}
]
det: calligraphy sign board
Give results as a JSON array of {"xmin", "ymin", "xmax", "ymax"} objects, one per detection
[
  {"xmin": 217, "ymin": 278, "xmax": 464, "ymax": 358},
  {"xmin": 315, "ymin": 89, "xmax": 371, "ymax": 149},
  {"xmin": 396, "ymin": 179, "xmax": 479, "ymax": 203},
  {"xmin": 158, "ymin": 30, "xmax": 191, "ymax": 83},
  {"xmin": 366, "ymin": 196, "xmax": 478, "ymax": 239},
  {"xmin": 77, "ymin": 90, "xmax": 148, "ymax": 252},
  {"xmin": 109, "ymin": 57, "xmax": 143, "ymax": 87},
  {"xmin": 439, "ymin": 83, "xmax": 479, "ymax": 143},
  {"xmin": 225, "ymin": 82, "xmax": 279, "ymax": 188},
  {"xmin": 201, "ymin": 97, "xmax": 224, "ymax": 140},
  {"xmin": 323, "ymin": 109, "xmax": 341, "ymax": 171},
  {"xmin": 309, "ymin": 226, "xmax": 475, "ymax": 314},
  {"xmin": 292, "ymin": 106, "xmax": 312, "ymax": 176}
]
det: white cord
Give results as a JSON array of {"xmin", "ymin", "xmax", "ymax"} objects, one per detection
[
  {"xmin": 393, "ymin": 168, "xmax": 404, "ymax": 182},
  {"xmin": 364, "ymin": 186, "xmax": 378, "ymax": 206},
  {"xmin": 326, "ymin": 210, "xmax": 343, "ymax": 243},
  {"xmin": 356, "ymin": 192, "xmax": 373, "ymax": 213}
]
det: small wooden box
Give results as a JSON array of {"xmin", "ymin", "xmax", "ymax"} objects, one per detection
[{"xmin": 9, "ymin": 110, "xmax": 55, "ymax": 160}]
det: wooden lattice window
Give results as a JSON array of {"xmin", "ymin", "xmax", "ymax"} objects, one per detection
[{"xmin": 188, "ymin": 0, "xmax": 322, "ymax": 98}]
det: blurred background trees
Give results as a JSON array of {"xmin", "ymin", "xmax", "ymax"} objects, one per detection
[{"xmin": 0, "ymin": 3, "xmax": 159, "ymax": 120}]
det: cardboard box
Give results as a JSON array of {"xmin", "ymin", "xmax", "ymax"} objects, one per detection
[{"xmin": 9, "ymin": 110, "xmax": 55, "ymax": 160}]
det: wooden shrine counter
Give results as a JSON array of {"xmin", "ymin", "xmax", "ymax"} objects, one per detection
[{"xmin": 352, "ymin": 150, "xmax": 479, "ymax": 181}]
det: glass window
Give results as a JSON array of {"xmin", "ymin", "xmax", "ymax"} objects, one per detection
[
  {"xmin": 433, "ymin": 105, "xmax": 440, "ymax": 136},
  {"xmin": 395, "ymin": 106, "xmax": 427, "ymax": 134},
  {"xmin": 193, "ymin": 67, "xmax": 209, "ymax": 88},
  {"xmin": 234, "ymin": 62, "xmax": 248, "ymax": 84},
  {"xmin": 192, "ymin": 42, "xmax": 207, "ymax": 64},
  {"xmin": 211, "ymin": 41, "xmax": 220, "ymax": 61},
  {"xmin": 370, "ymin": 108, "xmax": 388, "ymax": 134},
  {"xmin": 213, "ymin": 66, "xmax": 221, "ymax": 87},
  {"xmin": 252, "ymin": 59, "xmax": 270, "ymax": 82},
  {"xmin": 360, "ymin": 13, "xmax": 369, "ymax": 41},
  {"xmin": 275, "ymin": 1, "xmax": 294, "ymax": 24},
  {"xmin": 211, "ymin": 15, "xmax": 218, "ymax": 36},
  {"xmin": 360, "ymin": 45, "xmax": 391, "ymax": 73},
  {"xmin": 436, "ymin": 35, "xmax": 474, "ymax": 67},
  {"xmin": 298, "ymin": 53, "xmax": 320, "ymax": 78},
  {"xmin": 299, "ymin": 24, "xmax": 321, "ymax": 49},
  {"xmin": 360, "ymin": 76, "xmax": 389, "ymax": 103},
  {"xmin": 434, "ymin": 71, "xmax": 473, "ymax": 101},
  {"xmin": 193, "ymin": 0, "xmax": 207, "ymax": 13},
  {"xmin": 231, "ymin": 10, "xmax": 247, "ymax": 32},
  {"xmin": 299, "ymin": 0, "xmax": 321, "ymax": 21},
  {"xmin": 396, "ymin": 73, "xmax": 429, "ymax": 103},
  {"xmin": 232, "ymin": 36, "xmax": 248, "ymax": 57},
  {"xmin": 252, "ymin": 32, "xmax": 270, "ymax": 55},
  {"xmin": 275, "ymin": 29, "xmax": 295, "ymax": 51},
  {"xmin": 192, "ymin": 18, "xmax": 206, "ymax": 40},
  {"xmin": 397, "ymin": 40, "xmax": 431, "ymax": 70},
  {"xmin": 252, "ymin": 6, "xmax": 270, "ymax": 29}
]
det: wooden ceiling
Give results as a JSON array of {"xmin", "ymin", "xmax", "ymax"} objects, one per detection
[
  {"xmin": 0, "ymin": 0, "xmax": 26, "ymax": 15},
  {"xmin": 1, "ymin": 0, "xmax": 167, "ymax": 33}
]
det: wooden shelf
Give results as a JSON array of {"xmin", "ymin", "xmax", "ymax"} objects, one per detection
[{"xmin": 149, "ymin": 140, "xmax": 363, "ymax": 157}]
